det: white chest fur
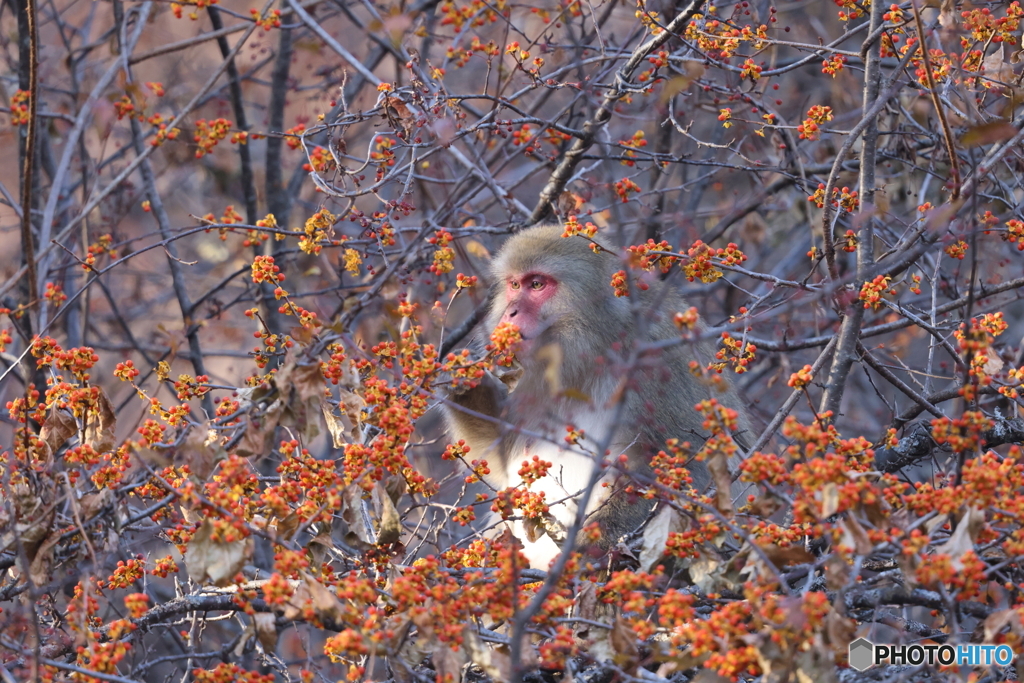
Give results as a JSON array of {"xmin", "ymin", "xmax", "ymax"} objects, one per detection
[{"xmin": 504, "ymin": 407, "xmax": 622, "ymax": 568}]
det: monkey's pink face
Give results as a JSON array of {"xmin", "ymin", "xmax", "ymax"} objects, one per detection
[{"xmin": 499, "ymin": 272, "xmax": 558, "ymax": 346}]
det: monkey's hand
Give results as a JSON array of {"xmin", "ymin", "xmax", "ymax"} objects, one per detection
[
  {"xmin": 522, "ymin": 512, "xmax": 566, "ymax": 545},
  {"xmin": 492, "ymin": 359, "xmax": 524, "ymax": 393},
  {"xmin": 442, "ymin": 368, "xmax": 509, "ymax": 454},
  {"xmin": 445, "ymin": 368, "xmax": 508, "ymax": 408}
]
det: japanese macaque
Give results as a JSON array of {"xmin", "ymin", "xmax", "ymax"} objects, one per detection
[{"xmin": 444, "ymin": 225, "xmax": 751, "ymax": 568}]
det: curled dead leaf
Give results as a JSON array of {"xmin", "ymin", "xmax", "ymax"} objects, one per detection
[
  {"xmin": 823, "ymin": 555, "xmax": 851, "ymax": 591},
  {"xmin": 610, "ymin": 617, "xmax": 640, "ymax": 675},
  {"xmin": 275, "ymin": 512, "xmax": 300, "ymax": 542},
  {"xmin": 185, "ymin": 518, "xmax": 253, "ymax": 587},
  {"xmin": 383, "ymin": 474, "xmax": 407, "ymax": 506},
  {"xmin": 306, "ymin": 532, "xmax": 335, "ymax": 568},
  {"xmin": 939, "ymin": 506, "xmax": 985, "ymax": 569},
  {"xmin": 982, "ymin": 45, "xmax": 1016, "ymax": 87},
  {"xmin": 759, "ymin": 543, "xmax": 814, "ymax": 568},
  {"xmin": 818, "ymin": 482, "xmax": 839, "ymax": 519},
  {"xmin": 824, "ymin": 607, "xmax": 855, "ymax": 651},
  {"xmin": 706, "ymin": 450, "xmax": 733, "ymax": 517},
  {"xmin": 0, "ymin": 480, "xmax": 56, "ymax": 557},
  {"xmin": 341, "ymin": 484, "xmax": 376, "ymax": 548},
  {"xmin": 431, "ymin": 643, "xmax": 467, "ymax": 683},
  {"xmin": 464, "ymin": 626, "xmax": 509, "ymax": 681},
  {"xmin": 282, "ymin": 571, "xmax": 344, "ymax": 625},
  {"xmin": 373, "ymin": 482, "xmax": 402, "ymax": 546},
  {"xmin": 78, "ymin": 488, "xmax": 113, "ymax": 521},
  {"xmin": 983, "ymin": 608, "xmax": 1023, "ymax": 643},
  {"xmin": 688, "ymin": 551, "xmax": 725, "ymax": 593},
  {"xmin": 40, "ymin": 407, "xmax": 77, "ymax": 458},
  {"xmin": 237, "ymin": 398, "xmax": 284, "ymax": 458},
  {"xmin": 84, "ymin": 388, "xmax": 117, "ymax": 453},
  {"xmin": 321, "ymin": 399, "xmax": 354, "ymax": 448},
  {"xmin": 275, "ymin": 353, "xmax": 325, "ymax": 442},
  {"xmin": 961, "ymin": 120, "xmax": 1018, "ymax": 148},
  {"xmin": 28, "ymin": 529, "xmax": 61, "ymax": 586},
  {"xmin": 180, "ymin": 424, "xmax": 226, "ymax": 481},
  {"xmin": 839, "ymin": 516, "xmax": 874, "ymax": 556},
  {"xmin": 640, "ymin": 505, "xmax": 685, "ymax": 571}
]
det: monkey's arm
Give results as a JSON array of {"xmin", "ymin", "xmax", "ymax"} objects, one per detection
[{"xmin": 442, "ymin": 367, "xmax": 519, "ymax": 472}]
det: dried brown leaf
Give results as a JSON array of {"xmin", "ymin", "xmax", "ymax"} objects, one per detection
[
  {"xmin": 824, "ymin": 607, "xmax": 855, "ymax": 650},
  {"xmin": 276, "ymin": 353, "xmax": 325, "ymax": 442},
  {"xmin": 561, "ymin": 388, "xmax": 591, "ymax": 402},
  {"xmin": 383, "ymin": 474, "xmax": 407, "ymax": 506},
  {"xmin": 839, "ymin": 516, "xmax": 874, "ymax": 556},
  {"xmin": 40, "ymin": 407, "xmax": 77, "ymax": 458},
  {"xmin": 306, "ymin": 532, "xmax": 335, "ymax": 568},
  {"xmin": 689, "ymin": 551, "xmax": 725, "ymax": 593},
  {"xmin": 276, "ymin": 513, "xmax": 300, "ymax": 542},
  {"xmin": 659, "ymin": 74, "xmax": 698, "ymax": 104},
  {"xmin": 939, "ymin": 506, "xmax": 985, "ymax": 569},
  {"xmin": 961, "ymin": 120, "xmax": 1018, "ymax": 148},
  {"xmin": 937, "ymin": 0, "xmax": 956, "ymax": 30},
  {"xmin": 185, "ymin": 518, "xmax": 253, "ymax": 586},
  {"xmin": 237, "ymin": 398, "xmax": 284, "ymax": 458},
  {"xmin": 610, "ymin": 617, "xmax": 640, "ymax": 675},
  {"xmin": 575, "ymin": 580, "xmax": 599, "ymax": 624},
  {"xmin": 464, "ymin": 626, "xmax": 509, "ymax": 681},
  {"xmin": 321, "ymin": 399, "xmax": 351, "ymax": 448},
  {"xmin": 432, "ymin": 643, "xmax": 466, "ymax": 683},
  {"xmin": 78, "ymin": 488, "xmax": 113, "ymax": 521},
  {"xmin": 824, "ymin": 555, "xmax": 851, "ymax": 591},
  {"xmin": 740, "ymin": 211, "xmax": 768, "ymax": 246},
  {"xmin": 180, "ymin": 425, "xmax": 225, "ymax": 480},
  {"xmin": 1, "ymin": 481, "xmax": 56, "ymax": 556},
  {"xmin": 640, "ymin": 505, "xmax": 685, "ymax": 571},
  {"xmin": 707, "ymin": 451, "xmax": 733, "ymax": 516},
  {"xmin": 300, "ymin": 571, "xmax": 344, "ymax": 624},
  {"xmin": 748, "ymin": 492, "xmax": 781, "ymax": 518},
  {"xmin": 982, "ymin": 45, "xmax": 1015, "ymax": 86},
  {"xmin": 983, "ymin": 608, "xmax": 1022, "ymax": 643},
  {"xmin": 760, "ymin": 543, "xmax": 814, "ymax": 568},
  {"xmin": 494, "ymin": 361, "xmax": 524, "ymax": 393},
  {"xmin": 862, "ymin": 498, "xmax": 890, "ymax": 527},
  {"xmin": 84, "ymin": 388, "xmax": 117, "ymax": 453},
  {"xmin": 556, "ymin": 191, "xmax": 578, "ymax": 217},
  {"xmin": 795, "ymin": 645, "xmax": 838, "ymax": 683},
  {"xmin": 281, "ymin": 578, "xmax": 310, "ymax": 621},
  {"xmin": 819, "ymin": 482, "xmax": 839, "ymax": 519},
  {"xmin": 373, "ymin": 483, "xmax": 402, "ymax": 546},
  {"xmin": 341, "ymin": 484, "xmax": 375, "ymax": 548},
  {"xmin": 28, "ymin": 529, "xmax": 61, "ymax": 586},
  {"xmin": 253, "ymin": 612, "xmax": 278, "ymax": 652}
]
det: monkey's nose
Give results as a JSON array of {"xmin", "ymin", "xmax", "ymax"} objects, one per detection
[{"xmin": 508, "ymin": 308, "xmax": 518, "ymax": 318}]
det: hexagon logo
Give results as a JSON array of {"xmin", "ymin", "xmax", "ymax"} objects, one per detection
[{"xmin": 848, "ymin": 638, "xmax": 874, "ymax": 671}]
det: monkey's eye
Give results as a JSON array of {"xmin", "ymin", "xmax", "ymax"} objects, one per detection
[
  {"xmin": 530, "ymin": 279, "xmax": 545, "ymax": 291},
  {"xmin": 510, "ymin": 280, "xmax": 520, "ymax": 290}
]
